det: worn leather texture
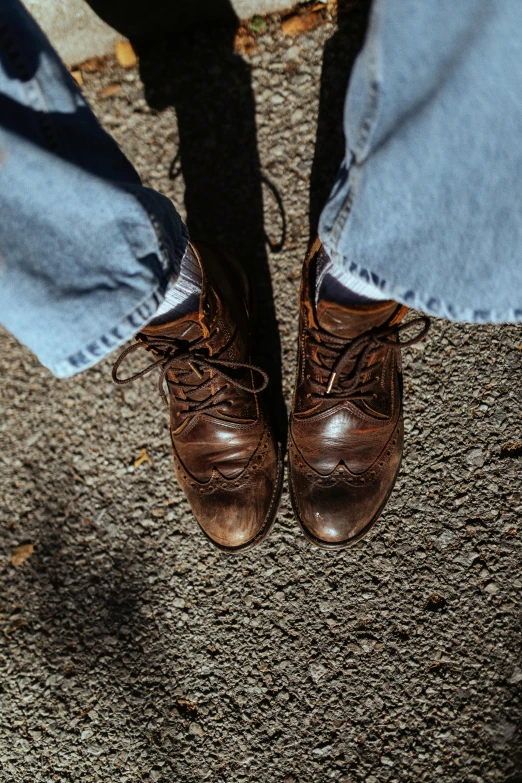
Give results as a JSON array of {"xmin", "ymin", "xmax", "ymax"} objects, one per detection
[
  {"xmin": 289, "ymin": 238, "xmax": 408, "ymax": 548},
  {"xmin": 140, "ymin": 241, "xmax": 281, "ymax": 551}
]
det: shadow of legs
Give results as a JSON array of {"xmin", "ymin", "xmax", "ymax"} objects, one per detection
[
  {"xmin": 309, "ymin": 0, "xmax": 371, "ymax": 238},
  {"xmin": 86, "ymin": 0, "xmax": 287, "ymax": 447}
]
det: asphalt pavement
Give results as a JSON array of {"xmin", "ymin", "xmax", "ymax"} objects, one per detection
[{"xmin": 1, "ymin": 6, "xmax": 521, "ymax": 782}]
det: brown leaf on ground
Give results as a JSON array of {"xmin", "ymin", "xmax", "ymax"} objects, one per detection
[
  {"xmin": 115, "ymin": 41, "xmax": 137, "ymax": 68},
  {"xmin": 134, "ymin": 448, "xmax": 152, "ymax": 468},
  {"xmin": 100, "ymin": 83, "xmax": 121, "ymax": 99},
  {"xmin": 174, "ymin": 698, "xmax": 198, "ymax": 719},
  {"xmin": 10, "ymin": 543, "xmax": 34, "ymax": 567},
  {"xmin": 281, "ymin": 11, "xmax": 320, "ymax": 36},
  {"xmin": 234, "ymin": 27, "xmax": 258, "ymax": 55},
  {"xmin": 71, "ymin": 70, "xmax": 83, "ymax": 87}
]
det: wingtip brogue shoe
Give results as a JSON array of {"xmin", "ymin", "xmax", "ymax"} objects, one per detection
[
  {"xmin": 289, "ymin": 238, "xmax": 430, "ymax": 549},
  {"xmin": 114, "ymin": 241, "xmax": 283, "ymax": 553}
]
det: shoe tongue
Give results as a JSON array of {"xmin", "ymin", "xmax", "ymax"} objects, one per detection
[
  {"xmin": 316, "ymin": 298, "xmax": 404, "ymax": 339},
  {"xmin": 141, "ymin": 309, "xmax": 203, "ymax": 342}
]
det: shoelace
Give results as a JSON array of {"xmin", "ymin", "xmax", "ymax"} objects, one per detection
[
  {"xmin": 305, "ymin": 309, "xmax": 431, "ymax": 402},
  {"xmin": 112, "ymin": 328, "xmax": 268, "ymax": 418}
]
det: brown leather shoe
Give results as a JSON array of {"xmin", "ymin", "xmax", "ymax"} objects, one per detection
[
  {"xmin": 289, "ymin": 238, "xmax": 430, "ymax": 549},
  {"xmin": 113, "ymin": 241, "xmax": 283, "ymax": 553}
]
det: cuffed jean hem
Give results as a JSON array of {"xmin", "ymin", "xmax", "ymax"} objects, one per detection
[
  {"xmin": 47, "ymin": 221, "xmax": 190, "ymax": 378},
  {"xmin": 317, "ymin": 0, "xmax": 522, "ymax": 324},
  {"xmin": 320, "ymin": 234, "xmax": 522, "ymax": 325},
  {"xmin": 50, "ymin": 287, "xmax": 165, "ymax": 378}
]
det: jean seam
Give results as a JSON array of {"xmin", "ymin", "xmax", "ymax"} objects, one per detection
[
  {"xmin": 328, "ymin": 77, "xmax": 380, "ymax": 248},
  {"xmin": 51, "ymin": 202, "xmax": 189, "ymax": 376}
]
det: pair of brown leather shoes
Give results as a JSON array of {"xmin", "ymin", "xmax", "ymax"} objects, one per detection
[{"xmin": 113, "ymin": 239, "xmax": 429, "ymax": 552}]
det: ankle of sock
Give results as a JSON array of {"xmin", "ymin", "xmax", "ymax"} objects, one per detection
[
  {"xmin": 315, "ymin": 247, "xmax": 388, "ymax": 306},
  {"xmin": 151, "ymin": 243, "xmax": 202, "ymax": 325}
]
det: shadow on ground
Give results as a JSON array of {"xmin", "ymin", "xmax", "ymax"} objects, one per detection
[
  {"xmin": 309, "ymin": 0, "xmax": 370, "ymax": 235},
  {"xmin": 87, "ymin": 0, "xmax": 288, "ymax": 447}
]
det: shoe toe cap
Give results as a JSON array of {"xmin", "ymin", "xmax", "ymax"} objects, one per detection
[
  {"xmin": 197, "ymin": 484, "xmax": 275, "ymax": 549},
  {"xmin": 178, "ymin": 437, "xmax": 281, "ymax": 551},
  {"xmin": 290, "ymin": 447, "xmax": 401, "ymax": 547}
]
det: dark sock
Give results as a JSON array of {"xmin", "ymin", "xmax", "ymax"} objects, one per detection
[{"xmin": 315, "ymin": 245, "xmax": 387, "ymax": 306}]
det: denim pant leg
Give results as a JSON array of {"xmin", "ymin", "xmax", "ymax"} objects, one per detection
[
  {"xmin": 0, "ymin": 0, "xmax": 189, "ymax": 377},
  {"xmin": 319, "ymin": 0, "xmax": 522, "ymax": 324}
]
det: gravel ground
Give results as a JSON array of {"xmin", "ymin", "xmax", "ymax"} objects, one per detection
[{"xmin": 1, "ymin": 6, "xmax": 522, "ymax": 782}]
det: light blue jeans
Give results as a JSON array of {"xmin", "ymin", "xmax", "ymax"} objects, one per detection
[
  {"xmin": 0, "ymin": 0, "xmax": 188, "ymax": 377},
  {"xmin": 320, "ymin": 0, "xmax": 522, "ymax": 323},
  {"xmin": 1, "ymin": 0, "xmax": 521, "ymax": 378}
]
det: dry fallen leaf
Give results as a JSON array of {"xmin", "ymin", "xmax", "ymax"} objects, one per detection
[
  {"xmin": 100, "ymin": 83, "xmax": 121, "ymax": 99},
  {"xmin": 10, "ymin": 543, "xmax": 34, "ymax": 567},
  {"xmin": 134, "ymin": 448, "xmax": 151, "ymax": 468},
  {"xmin": 71, "ymin": 70, "xmax": 83, "ymax": 86},
  {"xmin": 281, "ymin": 11, "xmax": 320, "ymax": 36},
  {"xmin": 234, "ymin": 28, "xmax": 257, "ymax": 55},
  {"xmin": 115, "ymin": 40, "xmax": 137, "ymax": 68}
]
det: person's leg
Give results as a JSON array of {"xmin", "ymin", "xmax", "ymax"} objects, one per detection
[
  {"xmin": 290, "ymin": 0, "xmax": 522, "ymax": 547},
  {"xmin": 318, "ymin": 0, "xmax": 522, "ymax": 323},
  {"xmin": 314, "ymin": 242, "xmax": 388, "ymax": 306},
  {"xmin": 0, "ymin": 0, "xmax": 282, "ymax": 550},
  {"xmin": 0, "ymin": 0, "xmax": 189, "ymax": 378}
]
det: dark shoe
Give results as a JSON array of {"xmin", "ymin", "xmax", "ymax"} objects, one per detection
[
  {"xmin": 289, "ymin": 238, "xmax": 430, "ymax": 549},
  {"xmin": 113, "ymin": 241, "xmax": 283, "ymax": 553}
]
